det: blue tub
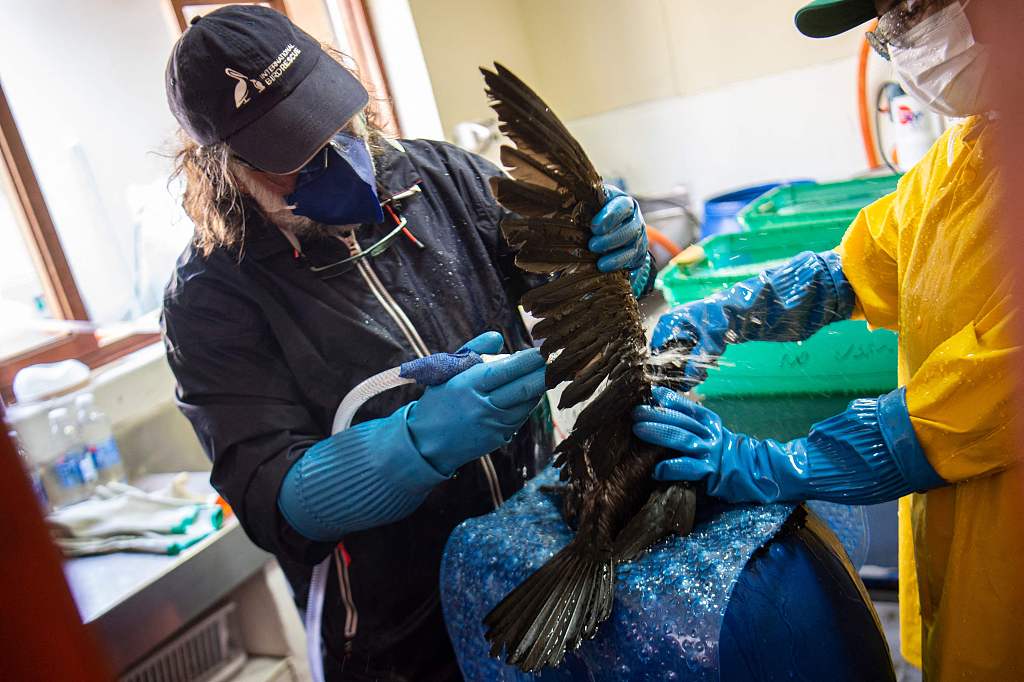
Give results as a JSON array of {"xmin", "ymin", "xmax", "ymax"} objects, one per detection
[{"xmin": 702, "ymin": 180, "xmax": 812, "ymax": 238}]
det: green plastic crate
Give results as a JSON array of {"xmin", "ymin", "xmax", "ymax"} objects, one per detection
[
  {"xmin": 702, "ymin": 394, "xmax": 864, "ymax": 441},
  {"xmin": 658, "ymin": 258, "xmax": 789, "ymax": 304},
  {"xmin": 655, "ymin": 260, "xmax": 898, "ymax": 401},
  {"xmin": 701, "ymin": 217, "xmax": 851, "ymax": 268},
  {"xmin": 698, "ymin": 321, "xmax": 897, "ymax": 398},
  {"xmin": 654, "ymin": 176, "xmax": 902, "ymax": 434},
  {"xmin": 738, "ymin": 175, "xmax": 901, "ymax": 232}
]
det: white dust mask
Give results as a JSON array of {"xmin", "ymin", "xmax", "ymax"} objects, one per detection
[{"xmin": 889, "ymin": 1, "xmax": 992, "ymax": 118}]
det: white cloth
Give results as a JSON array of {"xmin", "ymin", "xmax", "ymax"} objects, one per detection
[{"xmin": 48, "ymin": 474, "xmax": 224, "ymax": 556}]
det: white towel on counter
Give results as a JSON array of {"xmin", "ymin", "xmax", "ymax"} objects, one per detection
[{"xmin": 48, "ymin": 474, "xmax": 224, "ymax": 556}]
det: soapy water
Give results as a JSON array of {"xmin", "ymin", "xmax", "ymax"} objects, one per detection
[{"xmin": 441, "ymin": 467, "xmax": 867, "ymax": 681}]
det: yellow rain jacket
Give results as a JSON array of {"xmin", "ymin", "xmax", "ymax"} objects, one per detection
[{"xmin": 838, "ymin": 115, "xmax": 1023, "ymax": 679}]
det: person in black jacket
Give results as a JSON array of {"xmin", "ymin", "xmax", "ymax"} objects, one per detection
[{"xmin": 162, "ymin": 6, "xmax": 653, "ymax": 680}]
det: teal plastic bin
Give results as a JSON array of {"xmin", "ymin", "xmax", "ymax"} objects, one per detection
[
  {"xmin": 687, "ymin": 175, "xmax": 902, "ymax": 270},
  {"xmin": 700, "ymin": 219, "xmax": 851, "ymax": 269},
  {"xmin": 738, "ymin": 175, "xmax": 901, "ymax": 232},
  {"xmin": 655, "ymin": 259, "xmax": 898, "ymax": 439}
]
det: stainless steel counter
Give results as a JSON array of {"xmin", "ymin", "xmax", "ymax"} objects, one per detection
[{"xmin": 63, "ymin": 474, "xmax": 273, "ymax": 673}]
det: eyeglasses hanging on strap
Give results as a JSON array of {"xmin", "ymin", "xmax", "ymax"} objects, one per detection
[{"xmin": 283, "ymin": 183, "xmax": 426, "ymax": 280}]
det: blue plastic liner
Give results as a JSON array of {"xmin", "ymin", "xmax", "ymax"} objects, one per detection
[{"xmin": 441, "ymin": 467, "xmax": 874, "ymax": 681}]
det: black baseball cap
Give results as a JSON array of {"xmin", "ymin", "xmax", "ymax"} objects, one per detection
[{"xmin": 166, "ymin": 5, "xmax": 368, "ymax": 174}]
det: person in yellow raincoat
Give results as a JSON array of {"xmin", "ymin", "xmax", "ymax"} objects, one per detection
[{"xmin": 632, "ymin": 0, "xmax": 1022, "ymax": 678}]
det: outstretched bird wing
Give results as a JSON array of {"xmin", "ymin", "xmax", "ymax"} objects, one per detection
[
  {"xmin": 480, "ymin": 63, "xmax": 696, "ymax": 672},
  {"xmin": 483, "ymin": 62, "xmax": 648, "ymax": 484}
]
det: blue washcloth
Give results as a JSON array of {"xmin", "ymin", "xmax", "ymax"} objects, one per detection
[{"xmin": 400, "ymin": 350, "xmax": 483, "ymax": 386}]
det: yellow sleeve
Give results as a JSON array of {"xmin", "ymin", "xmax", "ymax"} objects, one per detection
[
  {"xmin": 906, "ymin": 303, "xmax": 1022, "ymax": 482},
  {"xmin": 836, "ymin": 127, "xmax": 956, "ymax": 332},
  {"xmin": 836, "ymin": 193, "xmax": 900, "ymax": 330}
]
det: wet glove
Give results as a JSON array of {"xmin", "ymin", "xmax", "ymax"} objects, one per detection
[
  {"xmin": 590, "ymin": 185, "xmax": 653, "ymax": 297},
  {"xmin": 406, "ymin": 336, "xmax": 546, "ymax": 475},
  {"xmin": 633, "ymin": 386, "xmax": 945, "ymax": 505},
  {"xmin": 650, "ymin": 251, "xmax": 855, "ymax": 391},
  {"xmin": 279, "ymin": 332, "xmax": 547, "ymax": 542}
]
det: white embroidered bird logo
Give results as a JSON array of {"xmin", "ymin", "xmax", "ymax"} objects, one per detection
[{"xmin": 225, "ymin": 68, "xmax": 265, "ymax": 109}]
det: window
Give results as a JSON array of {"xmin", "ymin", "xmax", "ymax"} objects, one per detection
[
  {"xmin": 0, "ymin": 156, "xmax": 62, "ymax": 358},
  {"xmin": 169, "ymin": 1, "xmax": 288, "ymax": 32},
  {"xmin": 0, "ymin": 0, "xmax": 395, "ymax": 401},
  {"xmin": 0, "ymin": 77, "xmax": 161, "ymax": 401}
]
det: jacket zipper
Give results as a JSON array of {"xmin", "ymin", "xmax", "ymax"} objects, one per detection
[
  {"xmin": 334, "ymin": 547, "xmax": 358, "ymax": 639},
  {"xmin": 346, "ymin": 236, "xmax": 503, "ymax": 504},
  {"xmin": 330, "ymin": 233, "xmax": 505, "ymax": 641},
  {"xmin": 343, "ymin": 234, "xmax": 431, "ymax": 358},
  {"xmin": 343, "ymin": 235, "xmax": 505, "ymax": 506}
]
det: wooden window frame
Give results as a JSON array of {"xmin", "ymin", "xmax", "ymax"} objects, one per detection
[
  {"xmin": 168, "ymin": 0, "xmax": 288, "ymax": 32},
  {"xmin": 0, "ymin": 80, "xmax": 159, "ymax": 402},
  {"xmin": 332, "ymin": 0, "xmax": 401, "ymax": 136}
]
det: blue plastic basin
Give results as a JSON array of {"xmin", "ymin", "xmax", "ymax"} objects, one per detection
[{"xmin": 702, "ymin": 180, "xmax": 812, "ymax": 238}]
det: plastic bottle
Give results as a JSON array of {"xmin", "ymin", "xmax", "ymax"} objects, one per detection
[
  {"xmin": 8, "ymin": 429, "xmax": 49, "ymax": 513},
  {"xmin": 75, "ymin": 394, "xmax": 125, "ymax": 485},
  {"xmin": 42, "ymin": 407, "xmax": 95, "ymax": 508}
]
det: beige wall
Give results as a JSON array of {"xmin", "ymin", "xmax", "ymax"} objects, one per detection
[
  {"xmin": 517, "ymin": 0, "xmax": 675, "ymax": 119},
  {"xmin": 410, "ymin": 0, "xmax": 541, "ymax": 137},
  {"xmin": 284, "ymin": 0, "xmax": 336, "ymax": 46},
  {"xmin": 411, "ymin": 0, "xmax": 865, "ymax": 133},
  {"xmin": 662, "ymin": 0, "xmax": 863, "ymax": 97}
]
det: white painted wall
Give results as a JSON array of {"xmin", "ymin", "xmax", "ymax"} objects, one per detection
[
  {"xmin": 567, "ymin": 56, "xmax": 869, "ymax": 203},
  {"xmin": 407, "ymin": 0, "xmax": 539, "ymax": 139}
]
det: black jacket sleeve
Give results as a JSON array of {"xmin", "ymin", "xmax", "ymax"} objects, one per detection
[{"xmin": 163, "ymin": 276, "xmax": 334, "ymax": 565}]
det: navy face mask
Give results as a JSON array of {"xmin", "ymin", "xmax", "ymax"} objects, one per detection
[{"xmin": 286, "ymin": 132, "xmax": 384, "ymax": 226}]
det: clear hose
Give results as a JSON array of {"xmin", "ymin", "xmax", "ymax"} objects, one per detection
[
  {"xmin": 307, "ymin": 366, "xmax": 416, "ymax": 682},
  {"xmin": 305, "ymin": 354, "xmax": 507, "ymax": 681},
  {"xmin": 332, "ymin": 367, "xmax": 414, "ymax": 434}
]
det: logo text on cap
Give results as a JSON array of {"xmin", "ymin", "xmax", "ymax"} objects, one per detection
[{"xmin": 225, "ymin": 43, "xmax": 302, "ymax": 109}]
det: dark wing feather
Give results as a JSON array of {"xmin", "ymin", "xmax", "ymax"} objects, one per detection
[
  {"xmin": 490, "ymin": 176, "xmax": 567, "ymax": 218},
  {"xmin": 502, "ymin": 217, "xmax": 589, "ymax": 249},
  {"xmin": 500, "ymin": 146, "xmax": 563, "ymax": 191},
  {"xmin": 480, "ymin": 62, "xmax": 695, "ymax": 672},
  {"xmin": 484, "ymin": 63, "xmax": 599, "ymax": 200}
]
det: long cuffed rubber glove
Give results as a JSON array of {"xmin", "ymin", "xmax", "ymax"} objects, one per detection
[
  {"xmin": 406, "ymin": 339, "xmax": 545, "ymax": 475},
  {"xmin": 278, "ymin": 332, "xmax": 546, "ymax": 542},
  {"xmin": 650, "ymin": 250, "xmax": 855, "ymax": 391},
  {"xmin": 589, "ymin": 184, "xmax": 654, "ymax": 298},
  {"xmin": 633, "ymin": 386, "xmax": 946, "ymax": 505}
]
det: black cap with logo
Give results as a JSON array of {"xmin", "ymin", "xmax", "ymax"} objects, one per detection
[{"xmin": 166, "ymin": 5, "xmax": 369, "ymax": 174}]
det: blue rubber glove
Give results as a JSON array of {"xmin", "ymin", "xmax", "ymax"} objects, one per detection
[
  {"xmin": 407, "ymin": 334, "xmax": 546, "ymax": 476},
  {"xmin": 590, "ymin": 185, "xmax": 652, "ymax": 297},
  {"xmin": 633, "ymin": 386, "xmax": 945, "ymax": 505},
  {"xmin": 650, "ymin": 251, "xmax": 855, "ymax": 391},
  {"xmin": 278, "ymin": 332, "xmax": 546, "ymax": 542},
  {"xmin": 278, "ymin": 404, "xmax": 448, "ymax": 542}
]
